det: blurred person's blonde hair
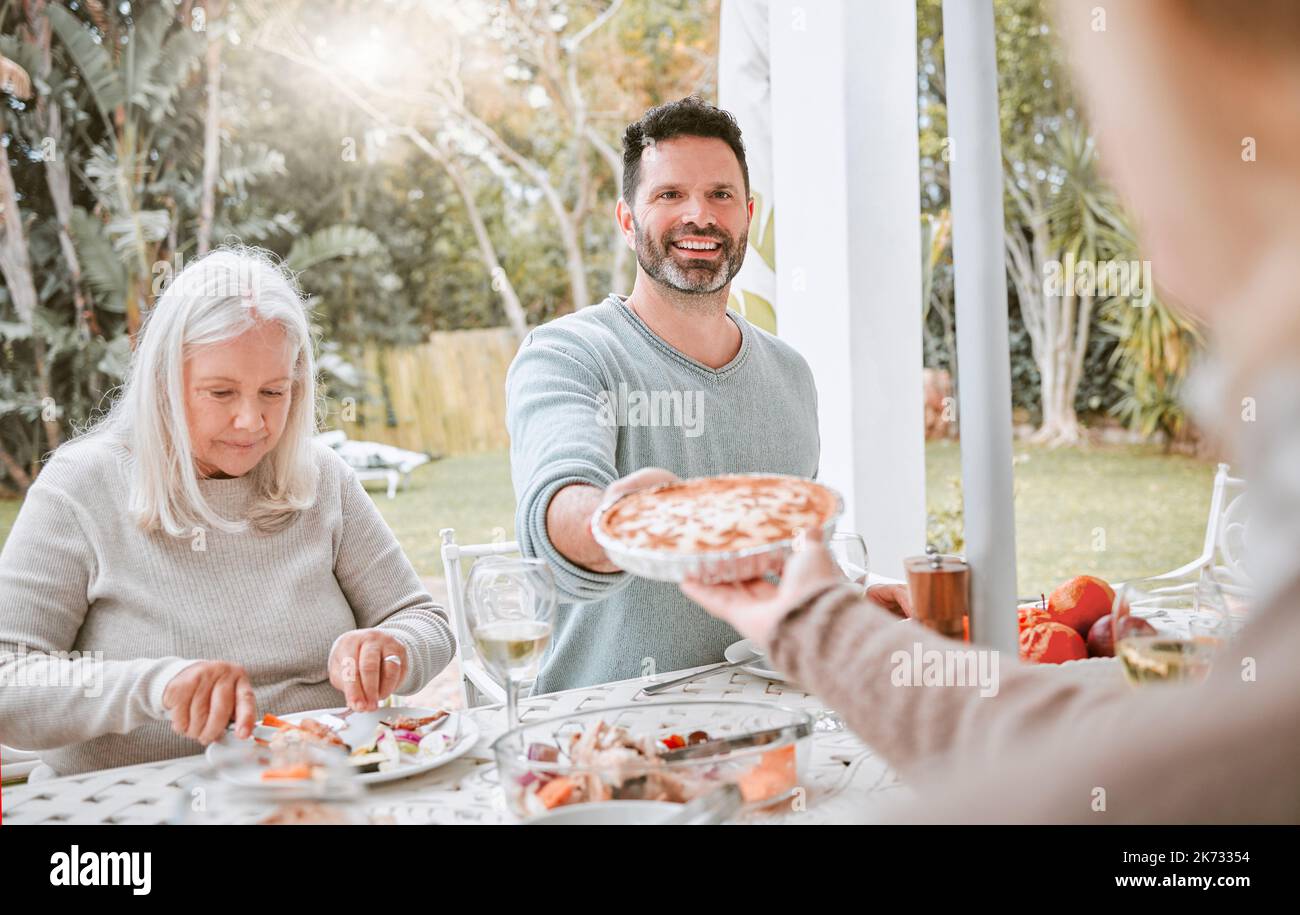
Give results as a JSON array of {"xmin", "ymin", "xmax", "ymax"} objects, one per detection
[
  {"xmin": 83, "ymin": 247, "xmax": 320, "ymax": 537},
  {"xmin": 1056, "ymin": 0, "xmax": 1300, "ymax": 424}
]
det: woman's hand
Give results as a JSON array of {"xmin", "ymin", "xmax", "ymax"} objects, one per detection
[
  {"xmin": 681, "ymin": 540, "xmax": 846, "ymax": 649},
  {"xmin": 329, "ymin": 629, "xmax": 408, "ymax": 712},
  {"xmin": 162, "ymin": 660, "xmax": 257, "ymax": 744}
]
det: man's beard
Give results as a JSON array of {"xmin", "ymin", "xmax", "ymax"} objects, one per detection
[{"xmin": 632, "ymin": 216, "xmax": 747, "ymax": 296}]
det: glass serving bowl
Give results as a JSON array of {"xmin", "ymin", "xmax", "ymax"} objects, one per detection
[{"xmin": 492, "ymin": 700, "xmax": 813, "ymax": 821}]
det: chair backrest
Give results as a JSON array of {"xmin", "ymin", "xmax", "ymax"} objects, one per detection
[
  {"xmin": 439, "ymin": 528, "xmax": 520, "ymax": 669},
  {"xmin": 1212, "ymin": 466, "xmax": 1251, "ymax": 591},
  {"xmin": 1144, "ymin": 462, "xmax": 1252, "ymax": 598}
]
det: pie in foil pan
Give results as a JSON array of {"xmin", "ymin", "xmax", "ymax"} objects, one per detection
[{"xmin": 591, "ymin": 473, "xmax": 844, "ymax": 584}]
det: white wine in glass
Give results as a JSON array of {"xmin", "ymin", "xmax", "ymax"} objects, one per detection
[
  {"xmin": 465, "ymin": 557, "xmax": 557, "ymax": 728},
  {"xmin": 1113, "ymin": 572, "xmax": 1229, "ymax": 686},
  {"xmin": 472, "ymin": 620, "xmax": 552, "ymax": 680}
]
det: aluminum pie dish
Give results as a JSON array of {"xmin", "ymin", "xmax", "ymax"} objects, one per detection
[
  {"xmin": 591, "ymin": 473, "xmax": 844, "ymax": 584},
  {"xmin": 492, "ymin": 700, "xmax": 813, "ymax": 820}
]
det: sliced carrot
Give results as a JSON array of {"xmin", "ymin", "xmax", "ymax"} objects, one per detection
[
  {"xmin": 536, "ymin": 776, "xmax": 576, "ymax": 809},
  {"xmin": 261, "ymin": 714, "xmax": 293, "ymax": 729},
  {"xmin": 261, "ymin": 763, "xmax": 313, "ymax": 781}
]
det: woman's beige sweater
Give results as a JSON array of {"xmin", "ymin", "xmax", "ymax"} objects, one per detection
[{"xmin": 0, "ymin": 437, "xmax": 455, "ymax": 776}]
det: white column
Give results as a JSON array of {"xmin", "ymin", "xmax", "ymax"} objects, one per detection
[
  {"xmin": 942, "ymin": 0, "xmax": 1019, "ymax": 652},
  {"xmin": 718, "ymin": 0, "xmax": 777, "ymax": 332},
  {"xmin": 768, "ymin": 0, "xmax": 926, "ymax": 579}
]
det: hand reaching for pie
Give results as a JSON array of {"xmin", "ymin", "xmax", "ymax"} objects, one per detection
[{"xmin": 681, "ymin": 537, "xmax": 845, "ymax": 649}]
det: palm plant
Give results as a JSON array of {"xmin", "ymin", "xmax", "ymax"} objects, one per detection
[
  {"xmin": 46, "ymin": 2, "xmax": 207, "ymax": 335},
  {"xmin": 1100, "ymin": 217, "xmax": 1202, "ymax": 447},
  {"xmin": 0, "ymin": 3, "xmax": 385, "ymax": 494}
]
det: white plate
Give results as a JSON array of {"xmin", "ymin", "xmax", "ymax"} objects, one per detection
[
  {"xmin": 724, "ymin": 639, "xmax": 789, "ymax": 682},
  {"xmin": 206, "ymin": 706, "xmax": 479, "ymax": 787}
]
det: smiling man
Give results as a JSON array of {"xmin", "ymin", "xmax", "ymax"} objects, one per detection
[{"xmin": 507, "ymin": 97, "xmax": 829, "ymax": 692}]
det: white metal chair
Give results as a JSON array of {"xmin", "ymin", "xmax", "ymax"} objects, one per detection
[
  {"xmin": 1143, "ymin": 462, "xmax": 1252, "ymax": 600},
  {"xmin": 439, "ymin": 528, "xmax": 519, "ymax": 708}
]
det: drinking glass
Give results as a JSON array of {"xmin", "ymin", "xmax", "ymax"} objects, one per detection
[
  {"xmin": 828, "ymin": 532, "xmax": 869, "ymax": 595},
  {"xmin": 465, "ymin": 557, "xmax": 557, "ymax": 729},
  {"xmin": 1112, "ymin": 570, "xmax": 1231, "ymax": 686}
]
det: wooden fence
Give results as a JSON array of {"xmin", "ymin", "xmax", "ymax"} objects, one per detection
[{"xmin": 337, "ymin": 326, "xmax": 524, "ymax": 456}]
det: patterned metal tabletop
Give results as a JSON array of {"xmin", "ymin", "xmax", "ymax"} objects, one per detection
[{"xmin": 1, "ymin": 664, "xmax": 907, "ymax": 825}]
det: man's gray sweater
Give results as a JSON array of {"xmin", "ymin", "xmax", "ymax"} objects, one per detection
[{"xmin": 506, "ymin": 294, "xmax": 820, "ymax": 692}]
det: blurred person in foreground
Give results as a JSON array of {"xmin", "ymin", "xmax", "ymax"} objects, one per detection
[{"xmin": 684, "ymin": 0, "xmax": 1300, "ymax": 822}]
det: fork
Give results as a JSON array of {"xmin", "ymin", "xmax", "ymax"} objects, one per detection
[{"xmin": 640, "ymin": 650, "xmax": 762, "ymax": 695}]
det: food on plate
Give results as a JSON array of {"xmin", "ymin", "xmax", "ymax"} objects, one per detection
[
  {"xmin": 259, "ymin": 801, "xmax": 354, "ymax": 825},
  {"xmin": 1047, "ymin": 575, "xmax": 1116, "ymax": 637},
  {"xmin": 383, "ymin": 712, "xmax": 448, "ymax": 732},
  {"xmin": 345, "ymin": 713, "xmax": 455, "ymax": 774},
  {"xmin": 251, "ymin": 709, "xmax": 454, "ymax": 781},
  {"xmin": 597, "ymin": 475, "xmax": 839, "ymax": 554},
  {"xmin": 512, "ymin": 719, "xmax": 797, "ymax": 817},
  {"xmin": 1019, "ymin": 620, "xmax": 1088, "ymax": 664},
  {"xmin": 262, "ymin": 714, "xmax": 347, "ymax": 751}
]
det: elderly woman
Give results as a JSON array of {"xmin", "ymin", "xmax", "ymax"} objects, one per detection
[
  {"xmin": 684, "ymin": 0, "xmax": 1300, "ymax": 822},
  {"xmin": 0, "ymin": 248, "xmax": 455, "ymax": 777}
]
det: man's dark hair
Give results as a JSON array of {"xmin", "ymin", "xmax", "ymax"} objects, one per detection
[{"xmin": 621, "ymin": 96, "xmax": 750, "ymax": 206}]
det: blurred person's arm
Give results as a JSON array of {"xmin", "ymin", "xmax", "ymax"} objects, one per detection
[
  {"xmin": 748, "ymin": 563, "xmax": 1299, "ymax": 822},
  {"xmin": 685, "ymin": 546, "xmax": 1133, "ymax": 777}
]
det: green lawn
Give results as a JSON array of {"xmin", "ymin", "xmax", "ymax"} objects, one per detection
[
  {"xmin": 0, "ymin": 443, "xmax": 1217, "ymax": 596},
  {"xmin": 366, "ymin": 451, "xmax": 518, "ymax": 578},
  {"xmin": 926, "ymin": 440, "xmax": 1215, "ymax": 597}
]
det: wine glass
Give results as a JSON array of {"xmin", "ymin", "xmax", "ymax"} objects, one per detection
[
  {"xmin": 465, "ymin": 556, "xmax": 557, "ymax": 729},
  {"xmin": 1112, "ymin": 570, "xmax": 1231, "ymax": 686},
  {"xmin": 828, "ymin": 532, "xmax": 869, "ymax": 595}
]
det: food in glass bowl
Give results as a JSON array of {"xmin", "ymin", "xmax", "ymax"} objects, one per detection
[{"xmin": 492, "ymin": 701, "xmax": 812, "ymax": 819}]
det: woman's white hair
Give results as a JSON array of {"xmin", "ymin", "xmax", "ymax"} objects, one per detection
[{"xmin": 87, "ymin": 246, "xmax": 319, "ymax": 536}]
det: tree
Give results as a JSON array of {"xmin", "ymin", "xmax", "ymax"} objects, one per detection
[{"xmin": 1003, "ymin": 123, "xmax": 1128, "ymax": 444}]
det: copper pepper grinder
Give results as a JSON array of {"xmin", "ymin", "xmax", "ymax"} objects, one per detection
[{"xmin": 903, "ymin": 544, "xmax": 971, "ymax": 641}]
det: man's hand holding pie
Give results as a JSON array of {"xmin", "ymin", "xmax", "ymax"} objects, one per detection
[{"xmin": 547, "ymin": 468, "xmax": 680, "ymax": 574}]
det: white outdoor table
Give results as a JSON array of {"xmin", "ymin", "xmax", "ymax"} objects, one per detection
[{"xmin": 2, "ymin": 663, "xmax": 907, "ymax": 825}]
